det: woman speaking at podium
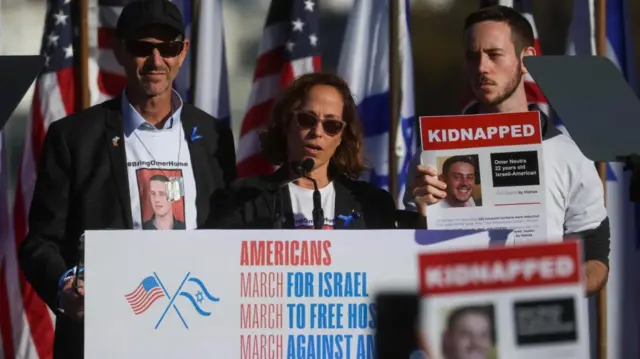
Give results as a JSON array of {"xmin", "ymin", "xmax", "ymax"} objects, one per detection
[{"xmin": 212, "ymin": 72, "xmax": 398, "ymax": 229}]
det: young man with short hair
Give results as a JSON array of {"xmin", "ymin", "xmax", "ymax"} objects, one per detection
[{"xmin": 405, "ymin": 5, "xmax": 610, "ymax": 296}]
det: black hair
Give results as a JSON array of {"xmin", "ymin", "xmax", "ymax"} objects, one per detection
[
  {"xmin": 463, "ymin": 5, "xmax": 535, "ymax": 54},
  {"xmin": 442, "ymin": 155, "xmax": 477, "ymax": 177}
]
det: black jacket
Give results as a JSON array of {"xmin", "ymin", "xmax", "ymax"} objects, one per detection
[
  {"xmin": 211, "ymin": 166, "xmax": 398, "ymax": 229},
  {"xmin": 18, "ymin": 95, "xmax": 236, "ymax": 359}
]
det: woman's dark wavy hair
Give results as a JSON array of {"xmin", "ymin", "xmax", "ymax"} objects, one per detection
[{"xmin": 259, "ymin": 72, "xmax": 366, "ymax": 179}]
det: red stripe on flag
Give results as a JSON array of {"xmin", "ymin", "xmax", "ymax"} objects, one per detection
[
  {"xmin": 533, "ymin": 38, "xmax": 542, "ymax": 55},
  {"xmin": 279, "ymin": 62, "xmax": 295, "ymax": 88},
  {"xmin": 0, "ymin": 259, "xmax": 16, "ymax": 359},
  {"xmin": 30, "ymin": 86, "xmax": 46, "ymax": 171},
  {"xmin": 239, "ymin": 99, "xmax": 274, "ymax": 136},
  {"xmin": 254, "ymin": 47, "xmax": 286, "ymax": 80},
  {"xmin": 57, "ymin": 67, "xmax": 78, "ymax": 117},
  {"xmin": 237, "ymin": 154, "xmax": 275, "ymax": 178},
  {"xmin": 13, "ymin": 176, "xmax": 55, "ymax": 359},
  {"xmin": 98, "ymin": 27, "xmax": 116, "ymax": 50},
  {"xmin": 313, "ymin": 56, "xmax": 322, "ymax": 72},
  {"xmin": 98, "ymin": 71, "xmax": 127, "ymax": 98}
]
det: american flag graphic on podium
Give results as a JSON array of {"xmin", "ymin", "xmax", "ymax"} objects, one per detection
[
  {"xmin": 3, "ymin": 0, "xmax": 80, "ymax": 358},
  {"xmin": 125, "ymin": 276, "xmax": 166, "ymax": 315},
  {"xmin": 236, "ymin": 0, "xmax": 321, "ymax": 177}
]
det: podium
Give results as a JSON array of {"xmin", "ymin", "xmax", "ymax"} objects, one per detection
[{"xmin": 83, "ymin": 229, "xmax": 589, "ymax": 359}]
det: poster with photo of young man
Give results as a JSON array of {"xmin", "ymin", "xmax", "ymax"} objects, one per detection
[{"xmin": 136, "ymin": 169, "xmax": 186, "ymax": 230}]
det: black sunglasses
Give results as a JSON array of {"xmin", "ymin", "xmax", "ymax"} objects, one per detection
[
  {"xmin": 125, "ymin": 40, "xmax": 184, "ymax": 58},
  {"xmin": 294, "ymin": 111, "xmax": 346, "ymax": 136}
]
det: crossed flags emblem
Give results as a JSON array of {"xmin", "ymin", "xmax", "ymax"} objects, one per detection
[{"xmin": 124, "ymin": 272, "xmax": 220, "ymax": 329}]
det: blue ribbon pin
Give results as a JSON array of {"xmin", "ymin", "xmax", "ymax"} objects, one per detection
[
  {"xmin": 338, "ymin": 210, "xmax": 360, "ymax": 226},
  {"xmin": 190, "ymin": 127, "xmax": 203, "ymax": 142}
]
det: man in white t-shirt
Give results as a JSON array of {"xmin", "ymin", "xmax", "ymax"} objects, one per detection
[
  {"xmin": 18, "ymin": 1, "xmax": 236, "ymax": 358},
  {"xmin": 404, "ymin": 5, "xmax": 610, "ymax": 297}
]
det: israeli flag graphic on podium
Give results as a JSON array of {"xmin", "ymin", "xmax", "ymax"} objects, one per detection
[
  {"xmin": 338, "ymin": 0, "xmax": 416, "ymax": 207},
  {"xmin": 178, "ymin": 276, "xmax": 220, "ymax": 316}
]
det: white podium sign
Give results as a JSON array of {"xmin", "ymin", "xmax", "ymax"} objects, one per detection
[{"xmin": 84, "ymin": 229, "xmax": 498, "ymax": 358}]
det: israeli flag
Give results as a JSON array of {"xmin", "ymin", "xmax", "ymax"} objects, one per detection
[
  {"xmin": 337, "ymin": 0, "xmax": 415, "ymax": 208},
  {"xmin": 193, "ymin": 0, "xmax": 231, "ymax": 126},
  {"xmin": 178, "ymin": 276, "xmax": 220, "ymax": 317}
]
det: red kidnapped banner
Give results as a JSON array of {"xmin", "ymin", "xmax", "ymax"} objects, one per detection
[
  {"xmin": 419, "ymin": 111, "xmax": 542, "ymax": 151},
  {"xmin": 418, "ymin": 241, "xmax": 581, "ymax": 295}
]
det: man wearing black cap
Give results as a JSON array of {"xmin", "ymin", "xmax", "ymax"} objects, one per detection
[{"xmin": 18, "ymin": 1, "xmax": 236, "ymax": 357}]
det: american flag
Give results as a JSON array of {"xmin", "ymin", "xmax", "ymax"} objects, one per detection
[
  {"xmin": 462, "ymin": 0, "xmax": 548, "ymax": 116},
  {"xmin": 3, "ymin": 0, "xmax": 81, "ymax": 358},
  {"xmin": 125, "ymin": 276, "xmax": 165, "ymax": 315},
  {"xmin": 236, "ymin": 0, "xmax": 321, "ymax": 177},
  {"xmin": 92, "ymin": 0, "xmax": 128, "ymax": 104},
  {"xmin": 90, "ymin": 0, "xmax": 192, "ymax": 105}
]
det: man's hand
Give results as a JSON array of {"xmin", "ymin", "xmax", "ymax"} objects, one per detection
[
  {"xmin": 585, "ymin": 260, "xmax": 609, "ymax": 296},
  {"xmin": 59, "ymin": 276, "xmax": 84, "ymax": 323},
  {"xmin": 411, "ymin": 165, "xmax": 448, "ymax": 216}
]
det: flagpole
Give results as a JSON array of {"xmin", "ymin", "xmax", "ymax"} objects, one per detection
[
  {"xmin": 594, "ymin": 0, "xmax": 608, "ymax": 358},
  {"xmin": 78, "ymin": 0, "xmax": 90, "ymax": 110},
  {"xmin": 389, "ymin": 0, "xmax": 400, "ymax": 203}
]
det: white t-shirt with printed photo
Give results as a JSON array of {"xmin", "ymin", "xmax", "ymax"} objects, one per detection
[
  {"xmin": 125, "ymin": 123, "xmax": 198, "ymax": 230},
  {"xmin": 121, "ymin": 90, "xmax": 197, "ymax": 231}
]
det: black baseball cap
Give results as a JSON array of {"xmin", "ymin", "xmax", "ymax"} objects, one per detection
[{"xmin": 116, "ymin": 0, "xmax": 185, "ymax": 40}]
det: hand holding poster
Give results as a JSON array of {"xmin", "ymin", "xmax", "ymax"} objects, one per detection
[
  {"xmin": 419, "ymin": 112, "xmax": 547, "ymax": 242},
  {"xmin": 418, "ymin": 240, "xmax": 589, "ymax": 359}
]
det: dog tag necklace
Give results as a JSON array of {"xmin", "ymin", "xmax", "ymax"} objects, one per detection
[{"xmin": 133, "ymin": 116, "xmax": 184, "ymax": 202}]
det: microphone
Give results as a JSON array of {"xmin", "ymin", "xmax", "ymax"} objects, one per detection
[
  {"xmin": 269, "ymin": 159, "xmax": 315, "ymax": 229},
  {"xmin": 298, "ymin": 158, "xmax": 315, "ymax": 177},
  {"xmin": 299, "ymin": 158, "xmax": 324, "ymax": 230}
]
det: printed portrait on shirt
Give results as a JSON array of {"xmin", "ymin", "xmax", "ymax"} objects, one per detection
[
  {"xmin": 136, "ymin": 168, "xmax": 186, "ymax": 230},
  {"xmin": 440, "ymin": 304, "xmax": 497, "ymax": 359},
  {"xmin": 435, "ymin": 154, "xmax": 482, "ymax": 208}
]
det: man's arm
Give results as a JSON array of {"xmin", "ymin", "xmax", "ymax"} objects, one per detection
[
  {"xmin": 572, "ymin": 218, "xmax": 610, "ymax": 296},
  {"xmin": 564, "ymin": 152, "xmax": 611, "ymax": 296},
  {"xmin": 18, "ymin": 121, "xmax": 72, "ymax": 311}
]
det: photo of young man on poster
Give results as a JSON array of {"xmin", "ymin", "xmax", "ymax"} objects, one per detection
[
  {"xmin": 441, "ymin": 305, "xmax": 497, "ymax": 359},
  {"xmin": 137, "ymin": 169, "xmax": 186, "ymax": 230},
  {"xmin": 435, "ymin": 155, "xmax": 483, "ymax": 209}
]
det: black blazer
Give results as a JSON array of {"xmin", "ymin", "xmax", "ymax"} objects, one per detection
[
  {"xmin": 18, "ymin": 95, "xmax": 236, "ymax": 359},
  {"xmin": 212, "ymin": 166, "xmax": 398, "ymax": 229}
]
